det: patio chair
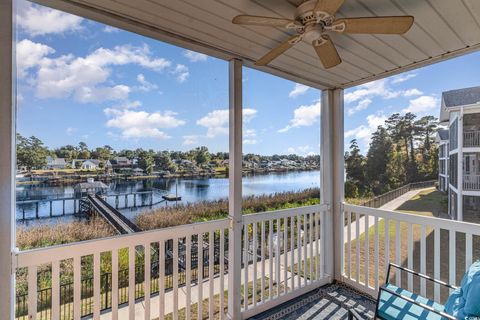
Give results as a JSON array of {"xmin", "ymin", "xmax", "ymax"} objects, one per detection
[{"xmin": 349, "ymin": 263, "xmax": 458, "ymax": 320}]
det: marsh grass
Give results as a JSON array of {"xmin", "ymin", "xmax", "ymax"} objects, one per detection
[{"xmin": 136, "ymin": 188, "xmax": 321, "ymax": 230}]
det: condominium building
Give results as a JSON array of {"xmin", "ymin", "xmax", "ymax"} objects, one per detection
[{"xmin": 439, "ymin": 86, "xmax": 480, "ymax": 220}]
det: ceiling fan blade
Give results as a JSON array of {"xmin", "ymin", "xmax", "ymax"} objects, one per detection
[
  {"xmin": 255, "ymin": 35, "xmax": 302, "ymax": 66},
  {"xmin": 314, "ymin": 0, "xmax": 344, "ymax": 16},
  {"xmin": 312, "ymin": 35, "xmax": 341, "ymax": 69},
  {"xmin": 333, "ymin": 16, "xmax": 414, "ymax": 34},
  {"xmin": 232, "ymin": 15, "xmax": 299, "ymax": 28}
]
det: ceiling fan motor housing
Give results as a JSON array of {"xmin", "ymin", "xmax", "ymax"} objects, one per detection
[{"xmin": 295, "ymin": 0, "xmax": 332, "ymax": 25}]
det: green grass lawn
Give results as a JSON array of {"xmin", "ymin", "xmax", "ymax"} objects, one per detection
[{"xmin": 346, "ymin": 188, "xmax": 480, "ymax": 302}]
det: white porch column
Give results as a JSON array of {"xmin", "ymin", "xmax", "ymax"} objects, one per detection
[
  {"xmin": 457, "ymin": 109, "xmax": 463, "ymax": 221},
  {"xmin": 227, "ymin": 58, "xmax": 243, "ymax": 320},
  {"xmin": 320, "ymin": 88, "xmax": 344, "ymax": 281},
  {"xmin": 0, "ymin": 0, "xmax": 16, "ymax": 318}
]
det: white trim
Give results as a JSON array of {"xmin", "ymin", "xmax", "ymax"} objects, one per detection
[
  {"xmin": 463, "ymin": 147, "xmax": 480, "ymax": 153},
  {"xmin": 344, "ymin": 204, "xmax": 480, "ymax": 236},
  {"xmin": 449, "ymin": 185, "xmax": 458, "ymax": 194},
  {"xmin": 17, "ymin": 219, "xmax": 230, "ymax": 267},
  {"xmin": 463, "ymin": 190, "xmax": 480, "ymax": 196},
  {"xmin": 457, "ymin": 109, "xmax": 464, "ymax": 221},
  {"xmin": 0, "ymin": 0, "xmax": 15, "ymax": 318},
  {"xmin": 449, "ymin": 149, "xmax": 458, "ymax": 155},
  {"xmin": 227, "ymin": 58, "xmax": 242, "ymax": 320}
]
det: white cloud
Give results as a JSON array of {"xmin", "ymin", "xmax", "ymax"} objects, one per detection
[
  {"xmin": 183, "ymin": 135, "xmax": 199, "ymax": 146},
  {"xmin": 402, "ymin": 95, "xmax": 439, "ymax": 114},
  {"xmin": 16, "ymin": 0, "xmax": 83, "ymax": 36},
  {"xmin": 183, "ymin": 50, "xmax": 208, "ymax": 62},
  {"xmin": 135, "ymin": 74, "xmax": 158, "ymax": 92},
  {"xmin": 345, "ymin": 113, "xmax": 387, "ymax": 146},
  {"xmin": 244, "ymin": 129, "xmax": 256, "ymax": 138},
  {"xmin": 287, "ymin": 145, "xmax": 316, "ymax": 156},
  {"xmin": 16, "ymin": 39, "xmax": 55, "ymax": 77},
  {"xmin": 279, "ymin": 100, "xmax": 320, "ymax": 132},
  {"xmin": 172, "ymin": 64, "xmax": 189, "ymax": 82},
  {"xmin": 403, "ymin": 88, "xmax": 423, "ymax": 97},
  {"xmin": 103, "ymin": 26, "xmax": 119, "ymax": 33},
  {"xmin": 75, "ymin": 85, "xmax": 130, "ymax": 103},
  {"xmin": 103, "ymin": 100, "xmax": 142, "ymax": 117},
  {"xmin": 288, "ymin": 83, "xmax": 310, "ymax": 98},
  {"xmin": 17, "ymin": 41, "xmax": 171, "ymax": 103},
  {"xmin": 344, "ymin": 79, "xmax": 400, "ymax": 104},
  {"xmin": 105, "ymin": 109, "xmax": 185, "ymax": 140},
  {"xmin": 243, "ymin": 129, "xmax": 258, "ymax": 145},
  {"xmin": 197, "ymin": 108, "xmax": 257, "ymax": 138},
  {"xmin": 66, "ymin": 127, "xmax": 78, "ymax": 136},
  {"xmin": 391, "ymin": 73, "xmax": 417, "ymax": 84},
  {"xmin": 347, "ymin": 98, "xmax": 372, "ymax": 116}
]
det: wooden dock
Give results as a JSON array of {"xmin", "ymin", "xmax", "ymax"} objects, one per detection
[{"xmin": 87, "ymin": 195, "xmax": 141, "ymax": 234}]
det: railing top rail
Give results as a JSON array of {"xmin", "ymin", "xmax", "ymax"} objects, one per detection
[
  {"xmin": 243, "ymin": 203, "xmax": 328, "ymax": 223},
  {"xmin": 344, "ymin": 203, "xmax": 480, "ymax": 236},
  {"xmin": 16, "ymin": 217, "xmax": 229, "ymax": 268},
  {"xmin": 16, "ymin": 196, "xmax": 80, "ymax": 204}
]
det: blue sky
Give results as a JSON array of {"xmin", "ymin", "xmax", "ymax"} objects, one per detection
[{"xmin": 15, "ymin": 0, "xmax": 480, "ymax": 156}]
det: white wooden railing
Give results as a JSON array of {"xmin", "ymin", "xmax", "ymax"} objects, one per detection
[
  {"xmin": 342, "ymin": 204, "xmax": 480, "ymax": 303},
  {"xmin": 464, "ymin": 130, "xmax": 480, "ymax": 147},
  {"xmin": 241, "ymin": 204, "xmax": 329, "ymax": 319},
  {"xmin": 464, "ymin": 174, "xmax": 480, "ymax": 190},
  {"xmin": 17, "ymin": 219, "xmax": 230, "ymax": 320},
  {"xmin": 15, "ymin": 204, "xmax": 329, "ymax": 320}
]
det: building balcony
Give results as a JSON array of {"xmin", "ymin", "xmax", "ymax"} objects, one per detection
[
  {"xmin": 464, "ymin": 174, "xmax": 480, "ymax": 191},
  {"xmin": 14, "ymin": 203, "xmax": 480, "ymax": 319},
  {"xmin": 464, "ymin": 130, "xmax": 480, "ymax": 148}
]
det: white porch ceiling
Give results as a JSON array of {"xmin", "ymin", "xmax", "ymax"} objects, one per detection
[{"xmin": 35, "ymin": 0, "xmax": 480, "ymax": 89}]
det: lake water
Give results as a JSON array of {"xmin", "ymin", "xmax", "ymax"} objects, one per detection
[{"xmin": 17, "ymin": 170, "xmax": 320, "ymax": 225}]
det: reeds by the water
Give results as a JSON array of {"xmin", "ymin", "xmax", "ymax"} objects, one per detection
[
  {"xmin": 136, "ymin": 188, "xmax": 321, "ymax": 230},
  {"xmin": 17, "ymin": 217, "xmax": 115, "ymax": 250}
]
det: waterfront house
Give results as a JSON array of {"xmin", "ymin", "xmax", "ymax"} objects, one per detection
[
  {"xmin": 3, "ymin": 1, "xmax": 480, "ymax": 319},
  {"xmin": 45, "ymin": 156, "xmax": 66, "ymax": 170},
  {"xmin": 110, "ymin": 156, "xmax": 132, "ymax": 169},
  {"xmin": 438, "ymin": 86, "xmax": 480, "ymax": 220},
  {"xmin": 80, "ymin": 159, "xmax": 101, "ymax": 170}
]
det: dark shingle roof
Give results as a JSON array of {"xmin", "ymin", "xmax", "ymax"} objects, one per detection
[
  {"xmin": 443, "ymin": 86, "xmax": 480, "ymax": 108},
  {"xmin": 437, "ymin": 129, "xmax": 449, "ymax": 140}
]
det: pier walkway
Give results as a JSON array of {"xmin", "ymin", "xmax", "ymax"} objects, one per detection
[{"xmin": 87, "ymin": 195, "xmax": 141, "ymax": 234}]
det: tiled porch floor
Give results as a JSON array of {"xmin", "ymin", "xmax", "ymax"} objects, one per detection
[{"xmin": 249, "ymin": 283, "xmax": 376, "ymax": 320}]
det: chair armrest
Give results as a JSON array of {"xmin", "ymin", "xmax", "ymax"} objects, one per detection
[
  {"xmin": 387, "ymin": 263, "xmax": 457, "ymax": 290},
  {"xmin": 348, "ymin": 309, "xmax": 365, "ymax": 320},
  {"xmin": 379, "ymin": 286, "xmax": 456, "ymax": 320}
]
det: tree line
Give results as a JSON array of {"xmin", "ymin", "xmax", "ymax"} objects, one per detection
[
  {"xmin": 15, "ymin": 133, "xmax": 320, "ymax": 173},
  {"xmin": 344, "ymin": 112, "xmax": 439, "ymax": 197}
]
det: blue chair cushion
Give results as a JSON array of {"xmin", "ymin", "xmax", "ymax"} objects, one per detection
[
  {"xmin": 378, "ymin": 284, "xmax": 445, "ymax": 320},
  {"xmin": 445, "ymin": 261, "xmax": 480, "ymax": 318},
  {"xmin": 444, "ymin": 287, "xmax": 466, "ymax": 319}
]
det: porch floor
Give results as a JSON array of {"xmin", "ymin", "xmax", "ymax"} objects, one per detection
[{"xmin": 248, "ymin": 283, "xmax": 376, "ymax": 320}]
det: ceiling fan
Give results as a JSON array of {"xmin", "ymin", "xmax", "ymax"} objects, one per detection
[{"xmin": 232, "ymin": 0, "xmax": 414, "ymax": 69}]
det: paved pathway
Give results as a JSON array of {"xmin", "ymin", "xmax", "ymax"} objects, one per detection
[{"xmin": 343, "ymin": 187, "xmax": 433, "ymax": 244}]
